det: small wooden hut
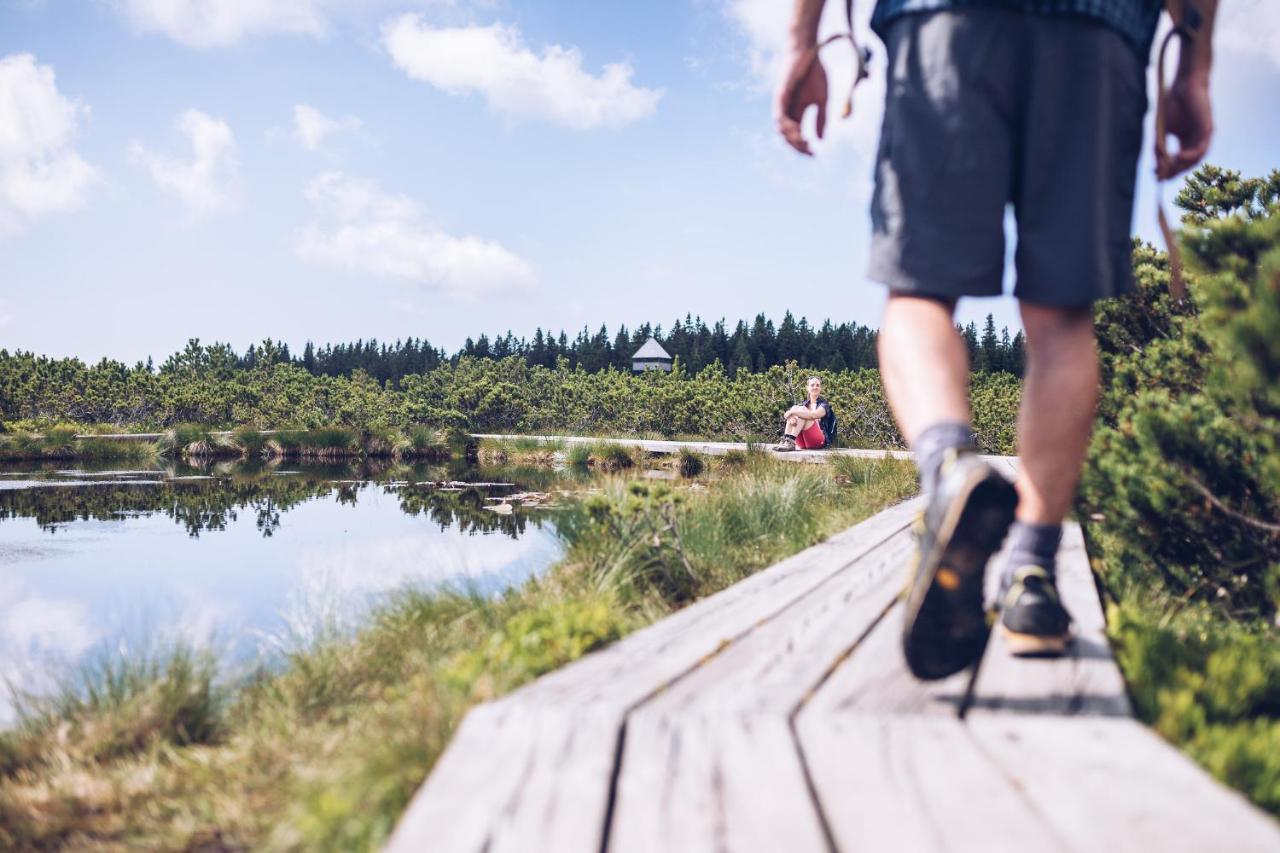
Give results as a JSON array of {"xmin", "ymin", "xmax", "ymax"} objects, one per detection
[{"xmin": 631, "ymin": 337, "xmax": 673, "ymax": 373}]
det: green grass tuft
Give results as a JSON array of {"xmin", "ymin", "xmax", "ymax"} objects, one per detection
[
  {"xmin": 677, "ymin": 448, "xmax": 704, "ymax": 477},
  {"xmin": 565, "ymin": 443, "xmax": 592, "ymax": 467},
  {"xmin": 404, "ymin": 426, "xmax": 450, "ymax": 461},
  {"xmin": 588, "ymin": 442, "xmax": 635, "ymax": 471},
  {"xmin": 272, "ymin": 426, "xmax": 362, "ymax": 459},
  {"xmin": 3, "ymin": 645, "xmax": 224, "ymax": 774},
  {"xmin": 157, "ymin": 424, "xmax": 238, "ymax": 459},
  {"xmin": 232, "ymin": 425, "xmax": 270, "ymax": 459}
]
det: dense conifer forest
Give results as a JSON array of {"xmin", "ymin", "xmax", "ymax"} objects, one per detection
[{"xmin": 121, "ymin": 311, "xmax": 1024, "ymax": 385}]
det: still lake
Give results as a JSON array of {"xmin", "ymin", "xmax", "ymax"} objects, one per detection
[{"xmin": 0, "ymin": 459, "xmax": 577, "ymax": 725}]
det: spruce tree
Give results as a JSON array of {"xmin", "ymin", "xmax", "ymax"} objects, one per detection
[
  {"xmin": 961, "ymin": 322, "xmax": 980, "ymax": 365},
  {"xmin": 979, "ymin": 314, "xmax": 999, "ymax": 373},
  {"xmin": 1081, "ymin": 165, "xmax": 1280, "ymax": 617}
]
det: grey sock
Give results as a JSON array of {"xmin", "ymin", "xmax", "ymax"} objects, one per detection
[
  {"xmin": 911, "ymin": 420, "xmax": 976, "ymax": 497},
  {"xmin": 1001, "ymin": 521, "xmax": 1063, "ymax": 588}
]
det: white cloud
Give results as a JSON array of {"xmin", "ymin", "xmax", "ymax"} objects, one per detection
[
  {"xmin": 382, "ymin": 14, "xmax": 662, "ymax": 128},
  {"xmin": 274, "ymin": 532, "xmax": 560, "ymax": 648},
  {"xmin": 1217, "ymin": 0, "xmax": 1280, "ymax": 69},
  {"xmin": 722, "ymin": 0, "xmax": 794, "ymax": 88},
  {"xmin": 0, "ymin": 576, "xmax": 98, "ymax": 726},
  {"xmin": 0, "ymin": 53, "xmax": 97, "ymax": 236},
  {"xmin": 0, "ymin": 299, "xmax": 12, "ymax": 327},
  {"xmin": 297, "ymin": 171, "xmax": 536, "ymax": 297},
  {"xmin": 130, "ymin": 109, "xmax": 240, "ymax": 218},
  {"xmin": 292, "ymin": 103, "xmax": 361, "ymax": 152},
  {"xmin": 3, "ymin": 597, "xmax": 96, "ymax": 657},
  {"xmin": 116, "ymin": 0, "xmax": 329, "ymax": 49},
  {"xmin": 300, "ymin": 532, "xmax": 556, "ymax": 597}
]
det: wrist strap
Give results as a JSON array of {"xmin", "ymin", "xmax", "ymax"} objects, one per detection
[
  {"xmin": 1154, "ymin": 8, "xmax": 1193, "ymax": 301},
  {"xmin": 789, "ymin": 0, "xmax": 871, "ymax": 122}
]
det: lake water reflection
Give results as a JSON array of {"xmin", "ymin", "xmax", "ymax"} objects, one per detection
[{"xmin": 0, "ymin": 459, "xmax": 570, "ymax": 725}]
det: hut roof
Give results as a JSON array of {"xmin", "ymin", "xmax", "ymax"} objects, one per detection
[{"xmin": 633, "ymin": 337, "xmax": 672, "ymax": 360}]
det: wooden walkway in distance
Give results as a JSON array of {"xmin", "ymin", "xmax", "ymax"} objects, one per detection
[
  {"xmin": 471, "ymin": 432, "xmax": 915, "ymax": 463},
  {"xmin": 388, "ymin": 456, "xmax": 1280, "ymax": 853}
]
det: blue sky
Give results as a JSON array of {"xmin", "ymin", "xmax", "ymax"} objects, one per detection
[{"xmin": 1, "ymin": 0, "xmax": 1277, "ymax": 364}]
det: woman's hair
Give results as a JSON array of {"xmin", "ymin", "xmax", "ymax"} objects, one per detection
[{"xmin": 807, "ymin": 376, "xmax": 821, "ymax": 385}]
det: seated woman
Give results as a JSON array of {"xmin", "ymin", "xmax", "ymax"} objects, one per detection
[{"xmin": 775, "ymin": 376, "xmax": 833, "ymax": 451}]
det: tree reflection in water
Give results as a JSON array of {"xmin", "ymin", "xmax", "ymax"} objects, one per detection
[{"xmin": 0, "ymin": 460, "xmax": 558, "ymax": 539}]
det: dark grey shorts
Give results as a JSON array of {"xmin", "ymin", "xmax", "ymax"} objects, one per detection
[{"xmin": 867, "ymin": 9, "xmax": 1148, "ymax": 307}]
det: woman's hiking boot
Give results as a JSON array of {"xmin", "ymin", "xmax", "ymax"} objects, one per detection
[
  {"xmin": 999, "ymin": 566, "xmax": 1072, "ymax": 656},
  {"xmin": 774, "ymin": 435, "xmax": 797, "ymax": 452},
  {"xmin": 901, "ymin": 450, "xmax": 1017, "ymax": 680}
]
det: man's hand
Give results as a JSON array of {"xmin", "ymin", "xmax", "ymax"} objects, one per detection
[
  {"xmin": 1157, "ymin": 74, "xmax": 1213, "ymax": 180},
  {"xmin": 1157, "ymin": 0, "xmax": 1217, "ymax": 180},
  {"xmin": 775, "ymin": 49, "xmax": 828, "ymax": 156}
]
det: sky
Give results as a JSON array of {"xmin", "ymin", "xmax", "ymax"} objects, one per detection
[{"xmin": 1, "ymin": 0, "xmax": 1278, "ymax": 365}]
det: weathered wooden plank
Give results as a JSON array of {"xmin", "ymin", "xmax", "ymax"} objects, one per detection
[
  {"xmin": 389, "ymin": 498, "xmax": 922, "ymax": 852},
  {"xmin": 609, "ymin": 531, "xmax": 915, "ymax": 851},
  {"xmin": 966, "ymin": 716, "xmax": 1280, "ymax": 852},
  {"xmin": 796, "ymin": 715, "xmax": 1068, "ymax": 853},
  {"xmin": 799, "ymin": 539, "xmax": 1020, "ymax": 721},
  {"xmin": 69, "ymin": 430, "xmax": 283, "ymax": 441},
  {"xmin": 623, "ymin": 530, "xmax": 914, "ymax": 718},
  {"xmin": 385, "ymin": 703, "xmax": 623, "ymax": 853},
  {"xmin": 969, "ymin": 522, "xmax": 1131, "ymax": 718},
  {"xmin": 809, "ymin": 518, "xmax": 1129, "ymax": 720},
  {"xmin": 800, "ymin": 602, "xmax": 978, "ymax": 717},
  {"xmin": 510, "ymin": 498, "xmax": 921, "ymax": 708},
  {"xmin": 472, "ymin": 433, "xmax": 1019, "ymax": 470},
  {"xmin": 471, "ymin": 432, "xmax": 917, "ymax": 461},
  {"xmin": 792, "ymin": 517, "xmax": 1021, "ymax": 720},
  {"xmin": 610, "ymin": 714, "xmax": 827, "ymax": 853}
]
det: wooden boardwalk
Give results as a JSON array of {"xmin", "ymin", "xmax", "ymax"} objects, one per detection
[
  {"xmin": 471, "ymin": 432, "xmax": 915, "ymax": 463},
  {"xmin": 388, "ymin": 457, "xmax": 1280, "ymax": 853}
]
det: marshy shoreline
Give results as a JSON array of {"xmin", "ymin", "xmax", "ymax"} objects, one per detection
[
  {"xmin": 0, "ymin": 425, "xmax": 731, "ymax": 480},
  {"xmin": 0, "ymin": 424, "xmax": 455, "ymax": 465}
]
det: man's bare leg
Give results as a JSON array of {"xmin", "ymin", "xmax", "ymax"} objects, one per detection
[
  {"xmin": 882, "ymin": 293, "xmax": 1019, "ymax": 679},
  {"xmin": 878, "ymin": 294, "xmax": 979, "ymax": 497},
  {"xmin": 1013, "ymin": 302, "xmax": 1099, "ymax": 523},
  {"xmin": 877, "ymin": 295, "xmax": 971, "ymax": 443},
  {"xmin": 998, "ymin": 301, "xmax": 1098, "ymax": 655},
  {"xmin": 784, "ymin": 415, "xmax": 802, "ymax": 437}
]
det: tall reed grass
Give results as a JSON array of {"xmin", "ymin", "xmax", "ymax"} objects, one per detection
[{"xmin": 0, "ymin": 424, "xmax": 159, "ymax": 463}]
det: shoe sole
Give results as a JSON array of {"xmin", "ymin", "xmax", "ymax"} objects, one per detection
[
  {"xmin": 1001, "ymin": 625, "xmax": 1071, "ymax": 657},
  {"xmin": 902, "ymin": 465, "xmax": 1017, "ymax": 680}
]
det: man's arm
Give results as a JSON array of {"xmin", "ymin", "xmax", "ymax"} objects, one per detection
[
  {"xmin": 788, "ymin": 0, "xmax": 824, "ymax": 52},
  {"xmin": 1158, "ymin": 0, "xmax": 1219, "ymax": 179},
  {"xmin": 775, "ymin": 0, "xmax": 829, "ymax": 156}
]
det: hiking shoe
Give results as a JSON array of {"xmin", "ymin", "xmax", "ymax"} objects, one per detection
[
  {"xmin": 774, "ymin": 435, "xmax": 797, "ymax": 452},
  {"xmin": 1000, "ymin": 566, "xmax": 1072, "ymax": 657},
  {"xmin": 901, "ymin": 451, "xmax": 1017, "ymax": 680}
]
